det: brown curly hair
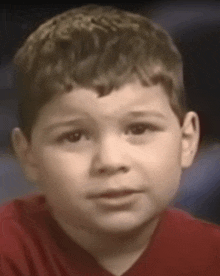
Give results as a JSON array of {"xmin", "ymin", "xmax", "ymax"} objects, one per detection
[{"xmin": 13, "ymin": 4, "xmax": 186, "ymax": 141}]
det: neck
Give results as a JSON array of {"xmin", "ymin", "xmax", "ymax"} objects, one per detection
[{"xmin": 56, "ymin": 216, "xmax": 160, "ymax": 275}]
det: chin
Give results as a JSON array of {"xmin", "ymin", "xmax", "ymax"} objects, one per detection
[{"xmin": 94, "ymin": 212, "xmax": 157, "ymax": 236}]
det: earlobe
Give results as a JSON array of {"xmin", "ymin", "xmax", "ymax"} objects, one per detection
[
  {"xmin": 181, "ymin": 112, "xmax": 200, "ymax": 169},
  {"xmin": 11, "ymin": 127, "xmax": 39, "ymax": 183}
]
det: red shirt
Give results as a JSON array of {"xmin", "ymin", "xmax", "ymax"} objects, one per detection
[{"xmin": 0, "ymin": 194, "xmax": 220, "ymax": 276}]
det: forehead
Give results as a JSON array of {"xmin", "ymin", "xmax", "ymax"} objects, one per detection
[{"xmin": 35, "ymin": 81, "xmax": 175, "ymax": 126}]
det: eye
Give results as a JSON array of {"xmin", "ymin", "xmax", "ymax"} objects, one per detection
[
  {"xmin": 127, "ymin": 123, "xmax": 156, "ymax": 135},
  {"xmin": 57, "ymin": 130, "xmax": 89, "ymax": 143}
]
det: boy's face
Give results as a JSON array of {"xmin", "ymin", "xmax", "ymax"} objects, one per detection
[{"xmin": 14, "ymin": 80, "xmax": 199, "ymax": 235}]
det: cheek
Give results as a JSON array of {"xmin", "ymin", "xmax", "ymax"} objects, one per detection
[
  {"xmin": 36, "ymin": 149, "xmax": 91, "ymax": 194},
  {"xmin": 137, "ymin": 135, "xmax": 182, "ymax": 196},
  {"xmin": 35, "ymin": 151, "xmax": 93, "ymax": 221}
]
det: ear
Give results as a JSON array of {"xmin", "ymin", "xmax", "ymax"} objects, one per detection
[
  {"xmin": 181, "ymin": 111, "xmax": 200, "ymax": 169},
  {"xmin": 11, "ymin": 127, "xmax": 39, "ymax": 183}
]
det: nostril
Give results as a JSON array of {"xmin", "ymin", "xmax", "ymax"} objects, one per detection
[
  {"xmin": 121, "ymin": 166, "xmax": 129, "ymax": 173},
  {"xmin": 98, "ymin": 168, "xmax": 106, "ymax": 174},
  {"xmin": 98, "ymin": 166, "xmax": 129, "ymax": 174}
]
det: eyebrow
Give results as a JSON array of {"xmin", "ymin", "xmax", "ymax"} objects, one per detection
[
  {"xmin": 127, "ymin": 110, "xmax": 167, "ymax": 119},
  {"xmin": 43, "ymin": 119, "xmax": 85, "ymax": 134},
  {"xmin": 43, "ymin": 111, "xmax": 167, "ymax": 134}
]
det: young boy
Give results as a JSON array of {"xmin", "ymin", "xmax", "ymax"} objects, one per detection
[{"xmin": 0, "ymin": 4, "xmax": 219, "ymax": 276}]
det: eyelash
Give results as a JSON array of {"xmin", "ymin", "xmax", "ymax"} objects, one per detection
[
  {"xmin": 126, "ymin": 123, "xmax": 158, "ymax": 135},
  {"xmin": 57, "ymin": 130, "xmax": 89, "ymax": 143},
  {"xmin": 56, "ymin": 123, "xmax": 159, "ymax": 144}
]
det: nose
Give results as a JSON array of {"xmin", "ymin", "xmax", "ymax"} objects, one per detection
[{"xmin": 91, "ymin": 135, "xmax": 130, "ymax": 176}]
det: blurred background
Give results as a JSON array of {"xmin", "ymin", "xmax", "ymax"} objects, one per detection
[{"xmin": 0, "ymin": 1, "xmax": 220, "ymax": 224}]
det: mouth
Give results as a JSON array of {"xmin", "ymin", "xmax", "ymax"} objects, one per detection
[
  {"xmin": 99, "ymin": 190, "xmax": 139, "ymax": 199},
  {"xmin": 89, "ymin": 189, "xmax": 142, "ymax": 209},
  {"xmin": 88, "ymin": 188, "xmax": 142, "ymax": 199},
  {"xmin": 87, "ymin": 189, "xmax": 143, "ymax": 209}
]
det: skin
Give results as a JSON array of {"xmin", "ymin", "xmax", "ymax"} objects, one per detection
[{"xmin": 12, "ymin": 80, "xmax": 199, "ymax": 275}]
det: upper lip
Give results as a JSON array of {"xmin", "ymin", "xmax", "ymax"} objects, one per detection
[{"xmin": 88, "ymin": 189, "xmax": 142, "ymax": 199}]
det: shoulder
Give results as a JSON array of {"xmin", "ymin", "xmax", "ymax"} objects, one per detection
[
  {"xmin": 0, "ymin": 192, "xmax": 47, "ymax": 246},
  {"xmin": 162, "ymin": 207, "xmax": 220, "ymax": 251},
  {"xmin": 149, "ymin": 208, "xmax": 220, "ymax": 274},
  {"xmin": 165, "ymin": 207, "xmax": 220, "ymax": 239},
  {"xmin": 0, "ymin": 194, "xmax": 48, "ymax": 273},
  {"xmin": 0, "ymin": 192, "xmax": 45, "ymax": 216},
  {"xmin": 0, "ymin": 193, "xmax": 46, "ymax": 231}
]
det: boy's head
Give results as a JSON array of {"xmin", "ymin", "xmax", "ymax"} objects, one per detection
[
  {"xmin": 12, "ymin": 5, "xmax": 199, "ymax": 237},
  {"xmin": 14, "ymin": 4, "xmax": 186, "ymax": 141}
]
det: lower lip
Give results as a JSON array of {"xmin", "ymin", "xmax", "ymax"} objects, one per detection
[{"xmin": 94, "ymin": 193, "xmax": 140, "ymax": 209}]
